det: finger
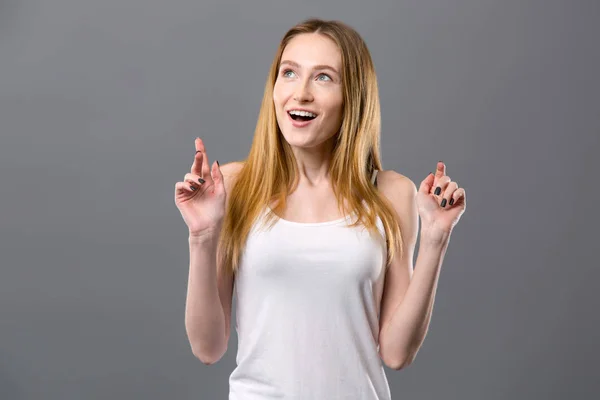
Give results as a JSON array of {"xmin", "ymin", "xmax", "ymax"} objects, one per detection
[
  {"xmin": 191, "ymin": 138, "xmax": 203, "ymax": 176},
  {"xmin": 184, "ymin": 172, "xmax": 211, "ymax": 196},
  {"xmin": 418, "ymin": 172, "xmax": 436, "ymax": 194},
  {"xmin": 183, "ymin": 178, "xmax": 202, "ymax": 192},
  {"xmin": 432, "ymin": 175, "xmax": 451, "ymax": 196},
  {"xmin": 430, "ymin": 162, "xmax": 445, "ymax": 192},
  {"xmin": 440, "ymin": 181, "xmax": 458, "ymax": 207},
  {"xmin": 210, "ymin": 160, "xmax": 224, "ymax": 195},
  {"xmin": 184, "ymin": 172, "xmax": 206, "ymax": 186},
  {"xmin": 450, "ymin": 187, "xmax": 466, "ymax": 207},
  {"xmin": 175, "ymin": 181, "xmax": 197, "ymax": 195},
  {"xmin": 198, "ymin": 138, "xmax": 213, "ymax": 184},
  {"xmin": 436, "ymin": 161, "xmax": 446, "ymax": 177}
]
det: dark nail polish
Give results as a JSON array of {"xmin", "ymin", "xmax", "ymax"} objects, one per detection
[
  {"xmin": 449, "ymin": 198, "xmax": 454, "ymax": 206},
  {"xmin": 434, "ymin": 187, "xmax": 441, "ymax": 196},
  {"xmin": 190, "ymin": 186, "xmax": 196, "ymax": 191},
  {"xmin": 198, "ymin": 178, "xmax": 205, "ymax": 184},
  {"xmin": 216, "ymin": 160, "xmax": 219, "ymax": 166},
  {"xmin": 441, "ymin": 198, "xmax": 447, "ymax": 207}
]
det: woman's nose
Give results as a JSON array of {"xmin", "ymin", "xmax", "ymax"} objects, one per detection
[{"xmin": 292, "ymin": 80, "xmax": 314, "ymax": 102}]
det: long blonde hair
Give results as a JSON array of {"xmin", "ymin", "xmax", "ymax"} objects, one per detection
[{"xmin": 218, "ymin": 18, "xmax": 404, "ymax": 278}]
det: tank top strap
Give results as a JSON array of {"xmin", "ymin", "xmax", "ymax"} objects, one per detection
[{"xmin": 371, "ymin": 169, "xmax": 379, "ymax": 187}]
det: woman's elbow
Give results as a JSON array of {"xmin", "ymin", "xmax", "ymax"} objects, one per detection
[{"xmin": 190, "ymin": 341, "xmax": 227, "ymax": 365}]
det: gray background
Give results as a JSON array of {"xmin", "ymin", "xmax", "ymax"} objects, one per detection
[{"xmin": 1, "ymin": 0, "xmax": 598, "ymax": 399}]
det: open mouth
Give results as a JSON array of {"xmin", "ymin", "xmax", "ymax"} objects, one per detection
[{"xmin": 287, "ymin": 111, "xmax": 317, "ymax": 122}]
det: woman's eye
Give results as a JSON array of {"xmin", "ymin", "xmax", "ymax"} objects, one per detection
[{"xmin": 280, "ymin": 69, "xmax": 331, "ymax": 81}]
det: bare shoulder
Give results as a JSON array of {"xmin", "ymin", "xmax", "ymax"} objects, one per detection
[
  {"xmin": 219, "ymin": 160, "xmax": 245, "ymax": 177},
  {"xmin": 377, "ymin": 169, "xmax": 417, "ymax": 198},
  {"xmin": 219, "ymin": 161, "xmax": 246, "ymax": 192}
]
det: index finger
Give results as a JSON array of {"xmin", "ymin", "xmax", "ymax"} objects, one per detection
[
  {"xmin": 436, "ymin": 161, "xmax": 446, "ymax": 177},
  {"xmin": 191, "ymin": 137, "xmax": 203, "ymax": 175}
]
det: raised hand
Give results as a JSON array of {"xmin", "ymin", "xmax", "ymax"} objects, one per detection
[
  {"xmin": 174, "ymin": 137, "xmax": 226, "ymax": 237},
  {"xmin": 416, "ymin": 161, "xmax": 466, "ymax": 243}
]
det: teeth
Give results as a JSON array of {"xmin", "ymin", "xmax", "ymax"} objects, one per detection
[{"xmin": 289, "ymin": 110, "xmax": 317, "ymax": 118}]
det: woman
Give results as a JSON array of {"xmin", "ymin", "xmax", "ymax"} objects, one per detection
[{"xmin": 175, "ymin": 18, "xmax": 466, "ymax": 400}]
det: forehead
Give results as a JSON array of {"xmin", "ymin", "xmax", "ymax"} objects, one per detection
[{"xmin": 280, "ymin": 33, "xmax": 341, "ymax": 70}]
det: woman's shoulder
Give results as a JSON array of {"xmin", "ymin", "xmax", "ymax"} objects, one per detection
[
  {"xmin": 376, "ymin": 169, "xmax": 417, "ymax": 197},
  {"xmin": 220, "ymin": 161, "xmax": 246, "ymax": 193},
  {"xmin": 220, "ymin": 160, "xmax": 245, "ymax": 176}
]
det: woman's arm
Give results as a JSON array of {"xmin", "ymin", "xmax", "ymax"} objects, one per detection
[
  {"xmin": 184, "ymin": 161, "xmax": 242, "ymax": 365},
  {"xmin": 185, "ymin": 232, "xmax": 229, "ymax": 365}
]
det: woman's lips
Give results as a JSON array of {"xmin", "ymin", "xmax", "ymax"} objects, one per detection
[{"xmin": 287, "ymin": 112, "xmax": 317, "ymax": 128}]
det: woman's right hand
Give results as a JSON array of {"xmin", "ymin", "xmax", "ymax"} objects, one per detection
[{"xmin": 174, "ymin": 137, "xmax": 226, "ymax": 237}]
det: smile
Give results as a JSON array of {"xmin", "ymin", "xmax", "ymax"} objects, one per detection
[{"xmin": 287, "ymin": 111, "xmax": 318, "ymax": 128}]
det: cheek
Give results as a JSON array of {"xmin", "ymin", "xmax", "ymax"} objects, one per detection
[
  {"xmin": 324, "ymin": 90, "xmax": 343, "ymax": 113},
  {"xmin": 325, "ymin": 104, "xmax": 344, "ymax": 130},
  {"xmin": 272, "ymin": 88, "xmax": 286, "ymax": 120},
  {"xmin": 325, "ymin": 98, "xmax": 343, "ymax": 120},
  {"xmin": 272, "ymin": 81, "xmax": 289, "ymax": 103},
  {"xmin": 272, "ymin": 82, "xmax": 281, "ymax": 101}
]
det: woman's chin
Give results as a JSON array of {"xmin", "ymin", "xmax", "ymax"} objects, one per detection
[
  {"xmin": 281, "ymin": 133, "xmax": 337, "ymax": 151},
  {"xmin": 281, "ymin": 135, "xmax": 313, "ymax": 147}
]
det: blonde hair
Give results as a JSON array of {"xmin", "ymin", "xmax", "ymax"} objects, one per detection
[{"xmin": 218, "ymin": 18, "xmax": 404, "ymax": 278}]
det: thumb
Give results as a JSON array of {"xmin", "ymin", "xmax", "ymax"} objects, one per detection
[
  {"xmin": 418, "ymin": 172, "xmax": 435, "ymax": 195},
  {"xmin": 211, "ymin": 160, "xmax": 225, "ymax": 194}
]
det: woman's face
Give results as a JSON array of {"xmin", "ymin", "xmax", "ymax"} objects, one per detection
[{"xmin": 273, "ymin": 33, "xmax": 344, "ymax": 149}]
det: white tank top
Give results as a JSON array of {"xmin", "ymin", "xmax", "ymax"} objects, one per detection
[{"xmin": 229, "ymin": 170, "xmax": 391, "ymax": 400}]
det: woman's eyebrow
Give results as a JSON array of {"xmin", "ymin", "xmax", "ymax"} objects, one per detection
[{"xmin": 279, "ymin": 60, "xmax": 339, "ymax": 75}]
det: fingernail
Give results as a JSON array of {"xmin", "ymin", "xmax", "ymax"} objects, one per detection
[
  {"xmin": 216, "ymin": 160, "xmax": 219, "ymax": 166},
  {"xmin": 190, "ymin": 185, "xmax": 196, "ymax": 191},
  {"xmin": 441, "ymin": 198, "xmax": 447, "ymax": 207},
  {"xmin": 434, "ymin": 187, "xmax": 441, "ymax": 196},
  {"xmin": 449, "ymin": 198, "xmax": 454, "ymax": 206},
  {"xmin": 198, "ymin": 178, "xmax": 205, "ymax": 184}
]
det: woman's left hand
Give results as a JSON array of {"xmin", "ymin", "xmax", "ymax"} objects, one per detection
[{"xmin": 416, "ymin": 161, "xmax": 466, "ymax": 244}]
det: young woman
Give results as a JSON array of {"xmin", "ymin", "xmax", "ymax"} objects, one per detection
[{"xmin": 175, "ymin": 18, "xmax": 466, "ymax": 400}]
